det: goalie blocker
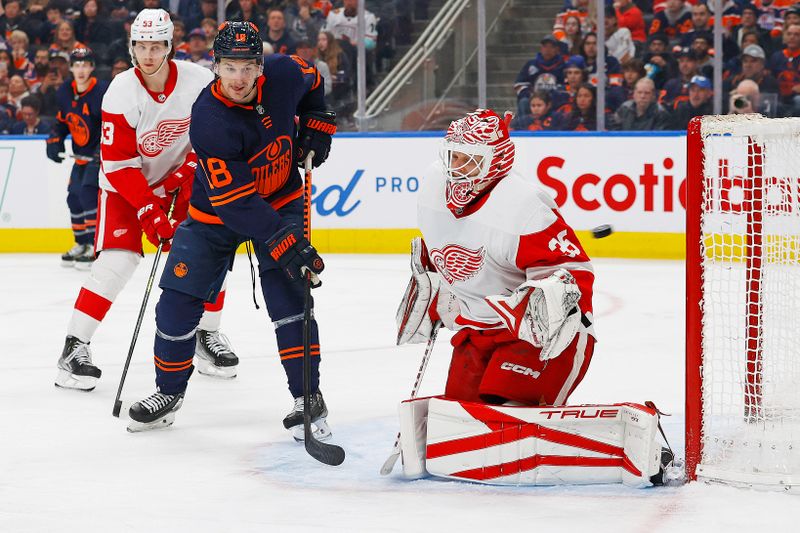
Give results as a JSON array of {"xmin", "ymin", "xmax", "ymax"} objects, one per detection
[{"xmin": 398, "ymin": 396, "xmax": 669, "ymax": 487}]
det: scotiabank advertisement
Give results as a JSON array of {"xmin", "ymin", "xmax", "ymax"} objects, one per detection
[
  {"xmin": 0, "ymin": 133, "xmax": 689, "ymax": 255},
  {"xmin": 312, "ymin": 133, "xmax": 688, "ymax": 233}
]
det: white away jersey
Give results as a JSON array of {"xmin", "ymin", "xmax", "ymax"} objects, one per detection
[
  {"xmin": 418, "ymin": 163, "xmax": 595, "ymax": 332},
  {"xmin": 99, "ymin": 60, "xmax": 214, "ymax": 191},
  {"xmin": 323, "ymin": 8, "xmax": 378, "ymax": 43}
]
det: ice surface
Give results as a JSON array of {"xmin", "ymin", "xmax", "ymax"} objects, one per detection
[{"xmin": 2, "ymin": 254, "xmax": 798, "ymax": 532}]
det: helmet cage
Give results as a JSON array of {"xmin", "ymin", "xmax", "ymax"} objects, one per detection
[{"xmin": 440, "ymin": 140, "xmax": 493, "ymax": 185}]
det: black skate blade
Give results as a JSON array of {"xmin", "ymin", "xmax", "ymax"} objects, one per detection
[{"xmin": 305, "ymin": 438, "xmax": 345, "ymax": 466}]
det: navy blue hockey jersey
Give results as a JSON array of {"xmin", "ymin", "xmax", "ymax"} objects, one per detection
[
  {"xmin": 188, "ymin": 54, "xmax": 325, "ymax": 241},
  {"xmin": 53, "ymin": 77, "xmax": 109, "ymax": 158}
]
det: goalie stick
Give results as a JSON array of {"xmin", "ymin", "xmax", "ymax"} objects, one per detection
[
  {"xmin": 302, "ymin": 152, "xmax": 345, "ymax": 467},
  {"xmin": 112, "ymin": 194, "xmax": 177, "ymax": 418},
  {"xmin": 379, "ymin": 320, "xmax": 442, "ymax": 476}
]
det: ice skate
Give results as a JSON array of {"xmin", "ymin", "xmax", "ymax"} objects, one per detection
[
  {"xmin": 127, "ymin": 391, "xmax": 185, "ymax": 432},
  {"xmin": 61, "ymin": 243, "xmax": 88, "ymax": 268},
  {"xmin": 55, "ymin": 336, "xmax": 101, "ymax": 391},
  {"xmin": 195, "ymin": 329, "xmax": 238, "ymax": 379},
  {"xmin": 283, "ymin": 390, "xmax": 332, "ymax": 442},
  {"xmin": 73, "ymin": 244, "xmax": 95, "ymax": 271}
]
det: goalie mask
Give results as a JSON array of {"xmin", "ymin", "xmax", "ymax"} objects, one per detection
[{"xmin": 441, "ymin": 109, "xmax": 515, "ymax": 215}]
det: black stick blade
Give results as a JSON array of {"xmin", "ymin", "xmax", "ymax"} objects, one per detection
[
  {"xmin": 112, "ymin": 399, "xmax": 122, "ymax": 418},
  {"xmin": 305, "ymin": 439, "xmax": 346, "ymax": 466}
]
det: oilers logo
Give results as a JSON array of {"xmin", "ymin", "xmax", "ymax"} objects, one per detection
[{"xmin": 250, "ymin": 135, "xmax": 293, "ymax": 197}]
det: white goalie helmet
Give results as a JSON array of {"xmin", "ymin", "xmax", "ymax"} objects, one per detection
[{"xmin": 129, "ymin": 9, "xmax": 174, "ymax": 66}]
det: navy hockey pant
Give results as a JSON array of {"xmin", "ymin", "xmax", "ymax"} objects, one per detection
[
  {"xmin": 66, "ymin": 161, "xmax": 99, "ymax": 245},
  {"xmin": 153, "ymin": 197, "xmax": 321, "ymax": 397}
]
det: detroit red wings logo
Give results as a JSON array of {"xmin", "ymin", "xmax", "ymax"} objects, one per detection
[
  {"xmin": 429, "ymin": 244, "xmax": 485, "ymax": 284},
  {"xmin": 137, "ymin": 117, "xmax": 191, "ymax": 157}
]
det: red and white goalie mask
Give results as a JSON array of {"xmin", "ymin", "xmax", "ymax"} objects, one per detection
[{"xmin": 441, "ymin": 109, "xmax": 515, "ymax": 214}]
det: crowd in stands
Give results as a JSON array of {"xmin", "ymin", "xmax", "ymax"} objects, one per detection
[
  {"xmin": 513, "ymin": 0, "xmax": 800, "ymax": 131},
  {"xmin": 0, "ymin": 0, "xmax": 415, "ymax": 134}
]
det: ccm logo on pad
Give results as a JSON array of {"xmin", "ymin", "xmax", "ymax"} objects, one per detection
[{"xmin": 500, "ymin": 362, "xmax": 540, "ymax": 379}]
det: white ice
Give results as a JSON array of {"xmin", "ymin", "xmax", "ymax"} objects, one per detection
[{"xmin": 3, "ymin": 254, "xmax": 798, "ymax": 533}]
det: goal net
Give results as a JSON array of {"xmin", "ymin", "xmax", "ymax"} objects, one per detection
[{"xmin": 686, "ymin": 115, "xmax": 800, "ymax": 493}]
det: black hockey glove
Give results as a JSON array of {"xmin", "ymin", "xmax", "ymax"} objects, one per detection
[
  {"xmin": 46, "ymin": 136, "xmax": 65, "ymax": 163},
  {"xmin": 267, "ymin": 225, "xmax": 325, "ymax": 288},
  {"xmin": 295, "ymin": 110, "xmax": 336, "ymax": 168}
]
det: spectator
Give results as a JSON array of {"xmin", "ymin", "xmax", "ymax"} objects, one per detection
[
  {"xmin": 9, "ymin": 30, "xmax": 31, "ymax": 72},
  {"xmin": 581, "ymin": 32, "xmax": 622, "ymax": 86},
  {"xmin": 553, "ymin": 0, "xmax": 594, "ymax": 42},
  {"xmin": 110, "ymin": 55, "xmax": 131, "ymax": 78},
  {"xmin": 649, "ymin": 0, "xmax": 692, "ymax": 40},
  {"xmin": 323, "ymin": 0, "xmax": 377, "ymax": 51},
  {"xmin": 511, "ymin": 90, "xmax": 560, "ymax": 131},
  {"xmin": 725, "ymin": 44, "xmax": 780, "ymax": 100},
  {"xmin": 286, "ymin": 0, "xmax": 324, "ymax": 45},
  {"xmin": 620, "ymin": 57, "xmax": 646, "ymax": 101},
  {"xmin": 175, "ymin": 28, "xmax": 213, "ymax": 68},
  {"xmin": 681, "ymin": 2, "xmax": 712, "ymax": 45},
  {"xmin": 615, "ymin": 0, "xmax": 646, "ymax": 43},
  {"xmin": 10, "ymin": 95, "xmax": 50, "ymax": 134},
  {"xmin": 0, "ymin": 80, "xmax": 15, "ymax": 132},
  {"xmin": 613, "ymin": 77, "xmax": 671, "ymax": 130},
  {"xmin": 731, "ymin": 4, "xmax": 770, "ymax": 51},
  {"xmin": 0, "ymin": 0, "xmax": 28, "ymax": 41},
  {"xmin": 106, "ymin": 12, "xmax": 135, "ymax": 64},
  {"xmin": 561, "ymin": 82, "xmax": 600, "ymax": 131},
  {"xmin": 74, "ymin": 0, "xmax": 114, "ymax": 46},
  {"xmin": 661, "ymin": 47, "xmax": 698, "ymax": 108},
  {"xmin": 769, "ymin": 23, "xmax": 800, "ymax": 114},
  {"xmin": 757, "ymin": 0, "xmax": 787, "ymax": 36},
  {"xmin": 729, "ymin": 78, "xmax": 762, "ymax": 115},
  {"xmin": 605, "ymin": 7, "xmax": 634, "ymax": 63},
  {"xmin": 39, "ymin": 2, "xmax": 67, "ymax": 46},
  {"xmin": 316, "ymin": 30, "xmax": 352, "ymax": 113},
  {"xmin": 7, "ymin": 73, "xmax": 29, "ymax": 110},
  {"xmin": 38, "ymin": 50, "xmax": 66, "ymax": 115},
  {"xmin": 24, "ymin": 45, "xmax": 49, "ymax": 92},
  {"xmin": 229, "ymin": 0, "xmax": 267, "ymax": 33},
  {"xmin": 173, "ymin": 20, "xmax": 188, "ymax": 54},
  {"xmin": 690, "ymin": 32, "xmax": 714, "ymax": 77},
  {"xmin": 295, "ymin": 38, "xmax": 330, "ymax": 94},
  {"xmin": 553, "ymin": 54, "xmax": 586, "ymax": 113},
  {"xmin": 200, "ymin": 18, "xmax": 218, "ymax": 50},
  {"xmin": 192, "ymin": 0, "xmax": 218, "ymax": 32},
  {"xmin": 0, "ymin": 49, "xmax": 14, "ymax": 80},
  {"xmin": 514, "ymin": 34, "xmax": 566, "ymax": 118},
  {"xmin": 48, "ymin": 49, "xmax": 69, "ymax": 78},
  {"xmin": 671, "ymin": 74, "xmax": 713, "ymax": 129},
  {"xmin": 558, "ymin": 14, "xmax": 583, "ymax": 56},
  {"xmin": 51, "ymin": 20, "xmax": 83, "ymax": 55},
  {"xmin": 263, "ymin": 8, "xmax": 296, "ymax": 55}
]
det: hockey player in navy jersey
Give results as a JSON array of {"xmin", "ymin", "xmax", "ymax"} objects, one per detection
[
  {"xmin": 128, "ymin": 21, "xmax": 336, "ymax": 438},
  {"xmin": 47, "ymin": 47, "xmax": 108, "ymax": 269}
]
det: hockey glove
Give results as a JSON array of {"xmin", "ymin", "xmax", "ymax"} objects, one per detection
[
  {"xmin": 158, "ymin": 155, "xmax": 197, "ymax": 224},
  {"xmin": 137, "ymin": 202, "xmax": 176, "ymax": 251},
  {"xmin": 267, "ymin": 225, "xmax": 324, "ymax": 287},
  {"xmin": 46, "ymin": 136, "xmax": 65, "ymax": 163},
  {"xmin": 295, "ymin": 110, "xmax": 337, "ymax": 168}
]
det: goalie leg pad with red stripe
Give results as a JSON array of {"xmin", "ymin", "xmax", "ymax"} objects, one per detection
[
  {"xmin": 398, "ymin": 396, "xmax": 433, "ymax": 479},
  {"xmin": 424, "ymin": 398, "xmax": 663, "ymax": 488}
]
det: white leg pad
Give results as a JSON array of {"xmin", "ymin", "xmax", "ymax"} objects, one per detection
[
  {"xmin": 398, "ymin": 396, "xmax": 433, "ymax": 479},
  {"xmin": 423, "ymin": 398, "xmax": 662, "ymax": 488}
]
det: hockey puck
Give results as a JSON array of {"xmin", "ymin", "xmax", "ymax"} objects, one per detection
[{"xmin": 591, "ymin": 224, "xmax": 614, "ymax": 239}]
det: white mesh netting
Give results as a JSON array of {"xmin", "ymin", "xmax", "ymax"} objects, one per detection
[{"xmin": 697, "ymin": 115, "xmax": 800, "ymax": 490}]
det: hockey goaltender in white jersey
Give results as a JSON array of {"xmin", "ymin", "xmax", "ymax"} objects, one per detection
[{"xmin": 390, "ymin": 109, "xmax": 676, "ymax": 488}]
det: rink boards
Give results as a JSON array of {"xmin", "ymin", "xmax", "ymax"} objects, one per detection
[{"xmin": 0, "ymin": 131, "xmax": 688, "ymax": 258}]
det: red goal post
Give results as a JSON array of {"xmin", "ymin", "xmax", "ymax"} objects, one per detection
[{"xmin": 686, "ymin": 115, "xmax": 800, "ymax": 492}]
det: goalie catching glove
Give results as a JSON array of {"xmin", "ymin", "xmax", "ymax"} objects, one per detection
[
  {"xmin": 267, "ymin": 225, "xmax": 324, "ymax": 287},
  {"xmin": 396, "ymin": 237, "xmax": 460, "ymax": 345},
  {"xmin": 485, "ymin": 269, "xmax": 582, "ymax": 361}
]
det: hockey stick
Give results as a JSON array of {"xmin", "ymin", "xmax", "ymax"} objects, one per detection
[
  {"xmin": 112, "ymin": 194, "xmax": 178, "ymax": 418},
  {"xmin": 379, "ymin": 320, "xmax": 442, "ymax": 476},
  {"xmin": 302, "ymin": 152, "xmax": 345, "ymax": 466}
]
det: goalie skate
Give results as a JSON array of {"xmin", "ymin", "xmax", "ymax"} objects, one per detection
[
  {"xmin": 55, "ymin": 336, "xmax": 101, "ymax": 391},
  {"xmin": 283, "ymin": 391, "xmax": 332, "ymax": 442},
  {"xmin": 127, "ymin": 391, "xmax": 184, "ymax": 433},
  {"xmin": 195, "ymin": 329, "xmax": 238, "ymax": 379}
]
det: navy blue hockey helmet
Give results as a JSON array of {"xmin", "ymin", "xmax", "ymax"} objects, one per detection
[
  {"xmin": 213, "ymin": 21, "xmax": 263, "ymax": 62},
  {"xmin": 70, "ymin": 46, "xmax": 95, "ymax": 65}
]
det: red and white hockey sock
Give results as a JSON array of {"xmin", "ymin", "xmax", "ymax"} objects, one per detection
[
  {"xmin": 67, "ymin": 250, "xmax": 140, "ymax": 341},
  {"xmin": 198, "ymin": 281, "xmax": 227, "ymax": 332}
]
